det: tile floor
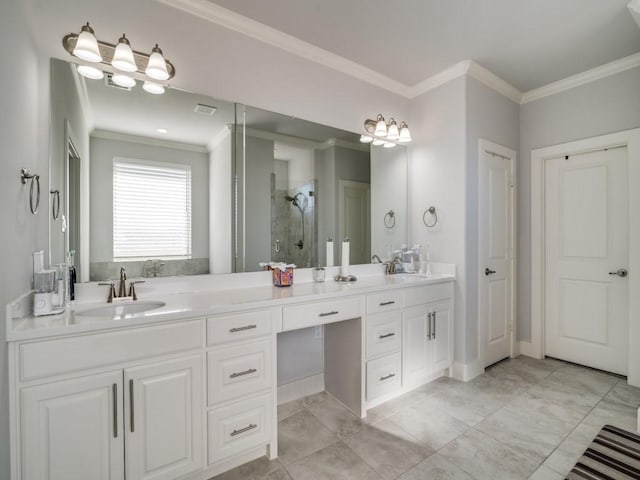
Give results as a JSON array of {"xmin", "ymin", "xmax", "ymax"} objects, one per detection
[{"xmin": 212, "ymin": 356, "xmax": 640, "ymax": 480}]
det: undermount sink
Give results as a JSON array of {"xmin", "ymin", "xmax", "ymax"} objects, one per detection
[{"xmin": 75, "ymin": 301, "xmax": 166, "ymax": 318}]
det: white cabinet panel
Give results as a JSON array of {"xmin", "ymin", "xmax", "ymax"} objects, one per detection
[
  {"xmin": 404, "ymin": 283, "xmax": 453, "ymax": 308},
  {"xmin": 207, "ymin": 309, "xmax": 274, "ymax": 346},
  {"xmin": 366, "ymin": 290, "xmax": 403, "ymax": 315},
  {"xmin": 21, "ymin": 371, "xmax": 124, "ymax": 480},
  {"xmin": 207, "ymin": 338, "xmax": 272, "ymax": 406},
  {"xmin": 207, "ymin": 393, "xmax": 272, "ymax": 464},
  {"xmin": 282, "ymin": 296, "xmax": 361, "ymax": 331},
  {"xmin": 401, "ymin": 306, "xmax": 429, "ymax": 386},
  {"xmin": 366, "ymin": 312, "xmax": 402, "ymax": 360},
  {"xmin": 430, "ymin": 302, "xmax": 453, "ymax": 374},
  {"xmin": 125, "ymin": 355, "xmax": 203, "ymax": 480},
  {"xmin": 366, "ymin": 353, "xmax": 401, "ymax": 401}
]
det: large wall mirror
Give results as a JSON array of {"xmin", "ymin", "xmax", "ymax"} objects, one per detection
[{"xmin": 48, "ymin": 58, "xmax": 408, "ymax": 282}]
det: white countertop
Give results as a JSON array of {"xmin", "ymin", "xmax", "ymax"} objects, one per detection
[{"xmin": 7, "ymin": 265, "xmax": 455, "ymax": 342}]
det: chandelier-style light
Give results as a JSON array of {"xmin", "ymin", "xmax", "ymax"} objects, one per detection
[
  {"xmin": 63, "ymin": 23, "xmax": 175, "ymax": 95},
  {"xmin": 361, "ymin": 114, "xmax": 411, "ymax": 148}
]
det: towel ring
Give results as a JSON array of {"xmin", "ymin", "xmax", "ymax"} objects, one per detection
[
  {"xmin": 384, "ymin": 210, "xmax": 396, "ymax": 228},
  {"xmin": 51, "ymin": 190, "xmax": 60, "ymax": 220},
  {"xmin": 21, "ymin": 168, "xmax": 40, "ymax": 215},
  {"xmin": 423, "ymin": 206, "xmax": 438, "ymax": 227}
]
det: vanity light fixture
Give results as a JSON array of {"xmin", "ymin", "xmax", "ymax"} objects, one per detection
[
  {"xmin": 63, "ymin": 23, "xmax": 175, "ymax": 95},
  {"xmin": 364, "ymin": 114, "xmax": 411, "ymax": 146}
]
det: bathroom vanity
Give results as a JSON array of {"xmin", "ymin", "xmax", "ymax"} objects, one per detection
[{"xmin": 6, "ymin": 266, "xmax": 454, "ymax": 480}]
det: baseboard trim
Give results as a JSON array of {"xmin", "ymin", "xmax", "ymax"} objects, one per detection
[
  {"xmin": 518, "ymin": 341, "xmax": 540, "ymax": 359},
  {"xmin": 451, "ymin": 358, "xmax": 484, "ymax": 382},
  {"xmin": 277, "ymin": 373, "xmax": 324, "ymax": 404}
]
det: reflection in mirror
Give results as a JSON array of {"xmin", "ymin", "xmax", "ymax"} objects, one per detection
[
  {"xmin": 235, "ymin": 105, "xmax": 408, "ymax": 272},
  {"xmin": 48, "ymin": 58, "xmax": 409, "ymax": 282}
]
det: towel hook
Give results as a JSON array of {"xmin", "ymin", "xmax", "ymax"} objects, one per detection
[
  {"xmin": 384, "ymin": 210, "xmax": 396, "ymax": 228},
  {"xmin": 21, "ymin": 168, "xmax": 40, "ymax": 215},
  {"xmin": 423, "ymin": 206, "xmax": 438, "ymax": 227}
]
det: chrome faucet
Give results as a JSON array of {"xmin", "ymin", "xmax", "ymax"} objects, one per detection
[
  {"xmin": 371, "ymin": 254, "xmax": 382, "ymax": 263},
  {"xmin": 118, "ymin": 267, "xmax": 127, "ymax": 298},
  {"xmin": 99, "ymin": 267, "xmax": 145, "ymax": 303}
]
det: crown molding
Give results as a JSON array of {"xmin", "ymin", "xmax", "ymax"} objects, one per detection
[
  {"xmin": 92, "ymin": 129, "xmax": 209, "ymax": 153},
  {"xmin": 466, "ymin": 61, "xmax": 523, "ymax": 104},
  {"xmin": 521, "ymin": 52, "xmax": 640, "ymax": 104},
  {"xmin": 156, "ymin": 0, "xmax": 412, "ymax": 97},
  {"xmin": 408, "ymin": 61, "xmax": 470, "ymax": 98}
]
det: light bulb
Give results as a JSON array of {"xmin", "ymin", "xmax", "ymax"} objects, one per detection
[
  {"xmin": 383, "ymin": 142, "xmax": 396, "ymax": 148},
  {"xmin": 73, "ymin": 23, "xmax": 102, "ymax": 63},
  {"xmin": 359, "ymin": 135, "xmax": 373, "ymax": 143},
  {"xmin": 111, "ymin": 74, "xmax": 136, "ymax": 88},
  {"xmin": 145, "ymin": 44, "xmax": 169, "ymax": 81},
  {"xmin": 77, "ymin": 64, "xmax": 104, "ymax": 80},
  {"xmin": 372, "ymin": 139, "xmax": 385, "ymax": 146},
  {"xmin": 374, "ymin": 114, "xmax": 387, "ymax": 137},
  {"xmin": 398, "ymin": 122, "xmax": 411, "ymax": 142},
  {"xmin": 111, "ymin": 34, "xmax": 137, "ymax": 72},
  {"xmin": 143, "ymin": 81, "xmax": 165, "ymax": 94},
  {"xmin": 386, "ymin": 118, "xmax": 399, "ymax": 140}
]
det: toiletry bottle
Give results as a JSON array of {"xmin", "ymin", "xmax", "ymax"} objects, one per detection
[{"xmin": 67, "ymin": 251, "xmax": 77, "ymax": 301}]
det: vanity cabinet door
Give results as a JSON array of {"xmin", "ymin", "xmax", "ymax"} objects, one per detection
[
  {"xmin": 21, "ymin": 371, "xmax": 125, "ymax": 480},
  {"xmin": 401, "ymin": 306, "xmax": 429, "ymax": 387},
  {"xmin": 124, "ymin": 355, "xmax": 203, "ymax": 480},
  {"xmin": 428, "ymin": 301, "xmax": 453, "ymax": 375}
]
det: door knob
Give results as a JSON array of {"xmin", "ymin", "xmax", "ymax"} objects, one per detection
[
  {"xmin": 485, "ymin": 268, "xmax": 496, "ymax": 276},
  {"xmin": 609, "ymin": 269, "xmax": 628, "ymax": 278}
]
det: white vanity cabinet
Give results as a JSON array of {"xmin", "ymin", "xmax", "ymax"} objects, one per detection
[{"xmin": 402, "ymin": 284, "xmax": 454, "ymax": 388}]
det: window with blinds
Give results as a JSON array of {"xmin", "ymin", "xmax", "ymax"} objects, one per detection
[{"xmin": 113, "ymin": 158, "xmax": 192, "ymax": 260}]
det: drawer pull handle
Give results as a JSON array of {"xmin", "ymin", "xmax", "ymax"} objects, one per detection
[
  {"xmin": 229, "ymin": 324, "xmax": 257, "ymax": 333},
  {"xmin": 112, "ymin": 383, "xmax": 118, "ymax": 438},
  {"xmin": 379, "ymin": 300, "xmax": 395, "ymax": 306},
  {"xmin": 379, "ymin": 373, "xmax": 396, "ymax": 381},
  {"xmin": 319, "ymin": 311, "xmax": 339, "ymax": 317},
  {"xmin": 129, "ymin": 379, "xmax": 135, "ymax": 433},
  {"xmin": 230, "ymin": 368, "xmax": 257, "ymax": 379},
  {"xmin": 379, "ymin": 332, "xmax": 395, "ymax": 339},
  {"xmin": 230, "ymin": 423, "xmax": 258, "ymax": 437}
]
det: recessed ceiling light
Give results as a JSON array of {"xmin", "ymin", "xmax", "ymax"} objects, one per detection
[{"xmin": 156, "ymin": 128, "xmax": 168, "ymax": 134}]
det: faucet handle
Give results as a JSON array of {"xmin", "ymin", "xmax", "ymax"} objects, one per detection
[
  {"xmin": 128, "ymin": 280, "xmax": 145, "ymax": 301},
  {"xmin": 98, "ymin": 281, "xmax": 116, "ymax": 303}
]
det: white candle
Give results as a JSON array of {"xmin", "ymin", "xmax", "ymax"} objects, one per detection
[
  {"xmin": 341, "ymin": 239, "xmax": 350, "ymax": 277},
  {"xmin": 326, "ymin": 239, "xmax": 334, "ymax": 267}
]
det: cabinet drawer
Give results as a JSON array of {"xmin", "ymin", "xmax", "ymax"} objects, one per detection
[
  {"xmin": 208, "ymin": 393, "xmax": 272, "ymax": 464},
  {"xmin": 207, "ymin": 309, "xmax": 274, "ymax": 346},
  {"xmin": 20, "ymin": 319, "xmax": 203, "ymax": 381},
  {"xmin": 366, "ymin": 312, "xmax": 401, "ymax": 360},
  {"xmin": 366, "ymin": 290, "xmax": 403, "ymax": 315},
  {"xmin": 207, "ymin": 338, "xmax": 272, "ymax": 405},
  {"xmin": 366, "ymin": 353, "xmax": 401, "ymax": 401},
  {"xmin": 282, "ymin": 296, "xmax": 361, "ymax": 331},
  {"xmin": 404, "ymin": 282, "xmax": 453, "ymax": 308}
]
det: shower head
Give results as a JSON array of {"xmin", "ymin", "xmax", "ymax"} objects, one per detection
[{"xmin": 284, "ymin": 192, "xmax": 304, "ymax": 207}]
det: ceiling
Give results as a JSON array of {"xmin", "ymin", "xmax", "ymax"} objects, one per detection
[{"xmin": 208, "ymin": 0, "xmax": 640, "ymax": 92}]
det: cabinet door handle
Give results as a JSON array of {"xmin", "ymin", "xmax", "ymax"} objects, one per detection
[
  {"xmin": 229, "ymin": 324, "xmax": 257, "ymax": 333},
  {"xmin": 379, "ymin": 373, "xmax": 396, "ymax": 381},
  {"xmin": 129, "ymin": 379, "xmax": 135, "ymax": 433},
  {"xmin": 230, "ymin": 423, "xmax": 258, "ymax": 437},
  {"xmin": 427, "ymin": 312, "xmax": 432, "ymax": 340},
  {"xmin": 319, "ymin": 311, "xmax": 339, "ymax": 317},
  {"xmin": 433, "ymin": 312, "xmax": 437, "ymax": 339},
  {"xmin": 230, "ymin": 368, "xmax": 257, "ymax": 379},
  {"xmin": 112, "ymin": 383, "xmax": 118, "ymax": 438},
  {"xmin": 379, "ymin": 300, "xmax": 395, "ymax": 306},
  {"xmin": 379, "ymin": 332, "xmax": 395, "ymax": 339}
]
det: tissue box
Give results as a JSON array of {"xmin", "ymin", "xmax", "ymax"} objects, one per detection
[{"xmin": 272, "ymin": 267, "xmax": 294, "ymax": 287}]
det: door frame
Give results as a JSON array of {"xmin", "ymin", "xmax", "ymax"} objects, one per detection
[
  {"xmin": 478, "ymin": 139, "xmax": 517, "ymax": 368},
  {"xmin": 530, "ymin": 128, "xmax": 640, "ymax": 386}
]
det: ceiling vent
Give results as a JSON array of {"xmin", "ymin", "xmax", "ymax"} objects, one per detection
[
  {"xmin": 194, "ymin": 104, "xmax": 217, "ymax": 116},
  {"xmin": 104, "ymin": 73, "xmax": 133, "ymax": 91}
]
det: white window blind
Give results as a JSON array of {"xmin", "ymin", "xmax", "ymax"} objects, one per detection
[{"xmin": 113, "ymin": 158, "xmax": 192, "ymax": 260}]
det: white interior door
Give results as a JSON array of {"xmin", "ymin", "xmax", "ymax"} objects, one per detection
[
  {"xmin": 125, "ymin": 355, "xmax": 203, "ymax": 480},
  {"xmin": 480, "ymin": 146, "xmax": 514, "ymax": 367},
  {"xmin": 545, "ymin": 147, "xmax": 629, "ymax": 375},
  {"xmin": 339, "ymin": 180, "xmax": 370, "ymax": 264}
]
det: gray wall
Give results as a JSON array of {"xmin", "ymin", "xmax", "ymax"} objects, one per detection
[
  {"xmin": 48, "ymin": 59, "xmax": 91, "ymax": 269},
  {"xmin": 89, "ymin": 135, "xmax": 210, "ymax": 263},
  {"xmin": 409, "ymin": 77, "xmax": 468, "ymax": 363},
  {"xmin": 315, "ymin": 147, "xmax": 336, "ymax": 265},
  {"xmin": 465, "ymin": 77, "xmax": 520, "ymax": 361},
  {"xmin": 517, "ymin": 66, "xmax": 640, "ymax": 341},
  {"xmin": 0, "ymin": 0, "xmax": 39, "ymax": 476}
]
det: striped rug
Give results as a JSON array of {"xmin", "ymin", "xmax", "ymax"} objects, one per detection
[{"xmin": 567, "ymin": 424, "xmax": 640, "ymax": 479}]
